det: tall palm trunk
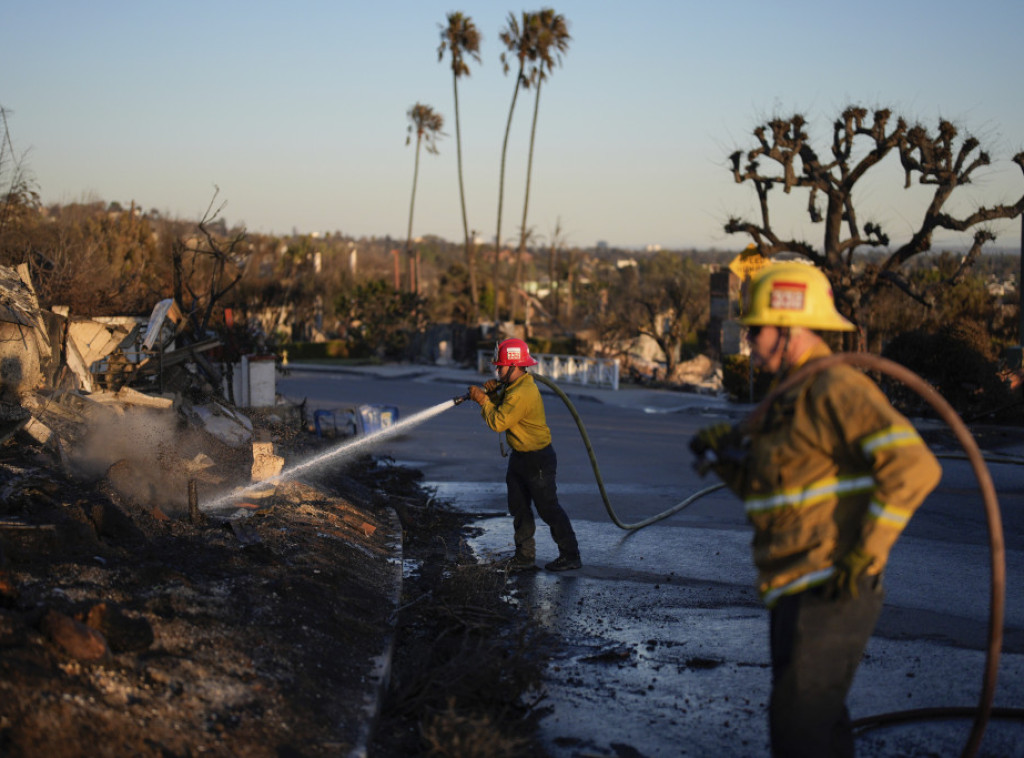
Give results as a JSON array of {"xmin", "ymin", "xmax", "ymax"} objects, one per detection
[
  {"xmin": 548, "ymin": 233, "xmax": 558, "ymax": 323},
  {"xmin": 513, "ymin": 79, "xmax": 543, "ymax": 321},
  {"xmin": 405, "ymin": 131, "xmax": 422, "ymax": 294},
  {"xmin": 452, "ymin": 77, "xmax": 479, "ymax": 320},
  {"xmin": 566, "ymin": 249, "xmax": 576, "ymax": 326},
  {"xmin": 494, "ymin": 69, "xmax": 524, "ymax": 324}
]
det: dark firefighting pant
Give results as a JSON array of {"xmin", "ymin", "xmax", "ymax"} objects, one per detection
[
  {"xmin": 769, "ymin": 573, "xmax": 885, "ymax": 758},
  {"xmin": 506, "ymin": 444, "xmax": 579, "ymax": 560}
]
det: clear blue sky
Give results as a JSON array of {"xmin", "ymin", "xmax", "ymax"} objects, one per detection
[{"xmin": 3, "ymin": 1, "xmax": 1023, "ymax": 251}]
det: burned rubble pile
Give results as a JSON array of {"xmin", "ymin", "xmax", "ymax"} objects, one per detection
[{"xmin": 0, "ymin": 264, "xmax": 413, "ymax": 756}]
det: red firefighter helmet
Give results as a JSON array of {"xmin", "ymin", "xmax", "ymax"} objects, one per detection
[{"xmin": 492, "ymin": 338, "xmax": 538, "ymax": 367}]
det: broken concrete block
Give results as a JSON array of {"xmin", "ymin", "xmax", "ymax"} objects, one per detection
[
  {"xmin": 251, "ymin": 440, "xmax": 285, "ymax": 482},
  {"xmin": 114, "ymin": 386, "xmax": 174, "ymax": 409},
  {"xmin": 67, "ymin": 317, "xmax": 135, "ymax": 368},
  {"xmin": 190, "ymin": 403, "xmax": 253, "ymax": 448},
  {"xmin": 0, "ymin": 321, "xmax": 44, "ymax": 400},
  {"xmin": 58, "ymin": 326, "xmax": 96, "ymax": 393},
  {"xmin": 21, "ymin": 416, "xmax": 53, "ymax": 445}
]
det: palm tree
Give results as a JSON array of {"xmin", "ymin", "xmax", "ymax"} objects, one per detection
[
  {"xmin": 438, "ymin": 12, "xmax": 482, "ymax": 322},
  {"xmin": 405, "ymin": 103, "xmax": 444, "ymax": 295},
  {"xmin": 511, "ymin": 9, "xmax": 570, "ymax": 322},
  {"xmin": 493, "ymin": 11, "xmax": 538, "ymax": 324}
]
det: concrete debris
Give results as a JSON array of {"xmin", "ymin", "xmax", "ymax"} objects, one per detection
[
  {"xmin": 21, "ymin": 415, "xmax": 53, "ymax": 445},
  {"xmin": 251, "ymin": 440, "xmax": 285, "ymax": 482},
  {"xmin": 141, "ymin": 298, "xmax": 183, "ymax": 350},
  {"xmin": 114, "ymin": 386, "xmax": 175, "ymax": 409},
  {"xmin": 181, "ymin": 453, "xmax": 217, "ymax": 476},
  {"xmin": 668, "ymin": 354, "xmax": 725, "ymax": 393},
  {"xmin": 63, "ymin": 315, "xmax": 138, "ymax": 392},
  {"xmin": 67, "ymin": 315, "xmax": 136, "ymax": 367},
  {"xmin": 0, "ymin": 264, "xmax": 51, "ymax": 401},
  {"xmin": 188, "ymin": 402, "xmax": 254, "ymax": 448},
  {"xmin": 0, "ymin": 263, "xmax": 294, "ymax": 512}
]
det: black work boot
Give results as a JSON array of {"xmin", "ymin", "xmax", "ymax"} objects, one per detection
[
  {"xmin": 507, "ymin": 552, "xmax": 537, "ymax": 571},
  {"xmin": 544, "ymin": 554, "xmax": 582, "ymax": 572}
]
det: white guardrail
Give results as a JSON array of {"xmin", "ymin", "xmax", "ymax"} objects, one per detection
[{"xmin": 477, "ymin": 350, "xmax": 619, "ymax": 391}]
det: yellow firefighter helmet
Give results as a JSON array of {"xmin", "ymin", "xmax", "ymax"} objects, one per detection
[{"xmin": 740, "ymin": 262, "xmax": 855, "ymax": 332}]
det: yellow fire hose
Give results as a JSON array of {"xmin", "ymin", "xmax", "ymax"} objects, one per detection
[{"xmin": 534, "ymin": 352, "xmax": 1016, "ymax": 758}]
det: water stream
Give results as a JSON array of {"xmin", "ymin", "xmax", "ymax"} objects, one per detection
[{"xmin": 201, "ymin": 398, "xmax": 460, "ymax": 511}]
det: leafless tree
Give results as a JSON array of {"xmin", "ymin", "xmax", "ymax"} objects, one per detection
[
  {"xmin": 171, "ymin": 187, "xmax": 245, "ymax": 342},
  {"xmin": 597, "ymin": 252, "xmax": 708, "ymax": 377},
  {"xmin": 0, "ymin": 106, "xmax": 39, "ymax": 250},
  {"xmin": 726, "ymin": 107, "xmax": 1024, "ymax": 345}
]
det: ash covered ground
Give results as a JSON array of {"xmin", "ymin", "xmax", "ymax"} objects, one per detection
[{"xmin": 0, "ymin": 397, "xmax": 550, "ymax": 758}]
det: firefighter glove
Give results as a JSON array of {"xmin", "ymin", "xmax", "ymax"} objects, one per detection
[
  {"xmin": 831, "ymin": 546, "xmax": 874, "ymax": 600},
  {"xmin": 483, "ymin": 379, "xmax": 499, "ymax": 393},
  {"xmin": 689, "ymin": 422, "xmax": 737, "ymax": 457},
  {"xmin": 467, "ymin": 385, "xmax": 487, "ymax": 406}
]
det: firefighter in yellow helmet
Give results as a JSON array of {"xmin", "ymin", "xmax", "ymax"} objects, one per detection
[
  {"xmin": 691, "ymin": 262, "xmax": 941, "ymax": 757},
  {"xmin": 467, "ymin": 338, "xmax": 582, "ymax": 572}
]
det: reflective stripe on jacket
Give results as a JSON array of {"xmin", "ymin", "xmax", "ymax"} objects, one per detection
[
  {"xmin": 715, "ymin": 343, "xmax": 942, "ymax": 606},
  {"xmin": 478, "ymin": 373, "xmax": 552, "ymax": 452}
]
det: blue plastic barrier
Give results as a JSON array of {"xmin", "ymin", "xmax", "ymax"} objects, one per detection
[
  {"xmin": 313, "ymin": 410, "xmax": 336, "ymax": 439},
  {"xmin": 356, "ymin": 404, "xmax": 400, "ymax": 435}
]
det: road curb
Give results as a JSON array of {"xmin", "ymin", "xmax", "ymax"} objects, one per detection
[{"xmin": 347, "ymin": 505, "xmax": 403, "ymax": 758}]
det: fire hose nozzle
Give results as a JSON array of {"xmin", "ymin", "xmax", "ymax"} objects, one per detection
[{"xmin": 453, "ymin": 393, "xmax": 471, "ymax": 406}]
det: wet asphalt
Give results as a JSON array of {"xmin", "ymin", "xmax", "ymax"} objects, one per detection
[{"xmin": 279, "ymin": 362, "xmax": 1024, "ymax": 757}]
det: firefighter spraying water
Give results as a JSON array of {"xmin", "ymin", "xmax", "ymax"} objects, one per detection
[{"xmin": 463, "ymin": 338, "xmax": 582, "ymax": 572}]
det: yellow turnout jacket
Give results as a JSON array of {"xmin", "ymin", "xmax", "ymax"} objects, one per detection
[
  {"xmin": 714, "ymin": 343, "xmax": 942, "ymax": 606},
  {"xmin": 478, "ymin": 373, "xmax": 552, "ymax": 453}
]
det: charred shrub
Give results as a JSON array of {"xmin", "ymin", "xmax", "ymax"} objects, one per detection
[{"xmin": 881, "ymin": 320, "xmax": 1016, "ymax": 419}]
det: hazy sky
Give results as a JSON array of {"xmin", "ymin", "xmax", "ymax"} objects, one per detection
[{"xmin": 3, "ymin": 1, "xmax": 1023, "ymax": 251}]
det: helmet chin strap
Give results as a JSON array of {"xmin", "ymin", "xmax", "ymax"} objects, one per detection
[
  {"xmin": 776, "ymin": 327, "xmax": 794, "ymax": 374},
  {"xmin": 497, "ymin": 364, "xmax": 516, "ymax": 385}
]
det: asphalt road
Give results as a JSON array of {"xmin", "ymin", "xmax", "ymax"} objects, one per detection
[{"xmin": 278, "ymin": 365, "xmax": 1024, "ymax": 757}]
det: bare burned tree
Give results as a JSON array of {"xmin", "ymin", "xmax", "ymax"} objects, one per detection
[
  {"xmin": 597, "ymin": 252, "xmax": 708, "ymax": 378},
  {"xmin": 0, "ymin": 106, "xmax": 40, "ymax": 256},
  {"xmin": 726, "ymin": 107, "xmax": 1024, "ymax": 343},
  {"xmin": 171, "ymin": 187, "xmax": 245, "ymax": 343}
]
